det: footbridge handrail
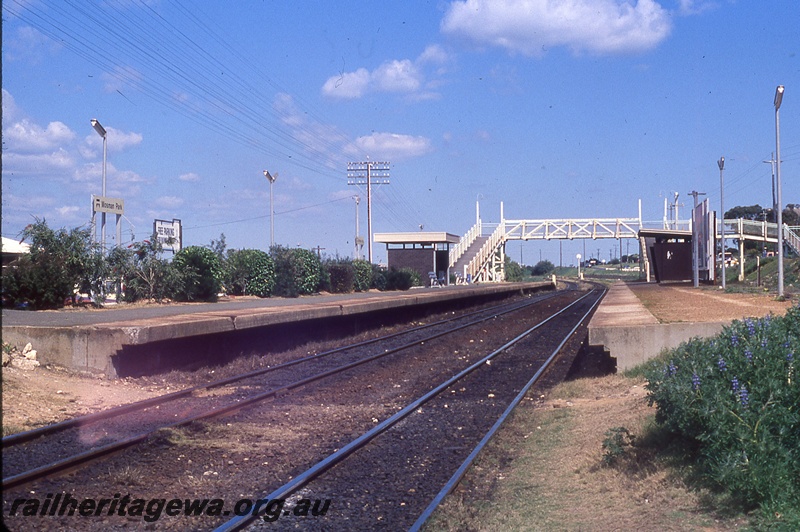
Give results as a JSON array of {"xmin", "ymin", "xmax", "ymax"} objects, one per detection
[
  {"xmin": 449, "ymin": 220, "xmax": 482, "ymax": 266},
  {"xmin": 503, "ymin": 218, "xmax": 641, "ymax": 240},
  {"xmin": 785, "ymin": 225, "xmax": 800, "ymax": 255},
  {"xmin": 465, "ymin": 222, "xmax": 507, "ymax": 282}
]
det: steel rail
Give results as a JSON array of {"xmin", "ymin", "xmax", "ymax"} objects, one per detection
[
  {"xmin": 2, "ymin": 290, "xmax": 558, "ymax": 448},
  {"xmin": 409, "ymin": 287, "xmax": 605, "ymax": 531},
  {"xmin": 212, "ymin": 290, "xmax": 597, "ymax": 532},
  {"xmin": 2, "ymin": 291, "xmax": 565, "ymax": 490}
]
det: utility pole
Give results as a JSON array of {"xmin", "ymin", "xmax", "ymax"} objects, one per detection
[
  {"xmin": 348, "ymin": 160, "xmax": 390, "ymax": 263},
  {"xmin": 263, "ymin": 170, "xmax": 278, "ymax": 248},
  {"xmin": 718, "ymin": 156, "xmax": 726, "ymax": 289},
  {"xmin": 353, "ymin": 195, "xmax": 363, "ymax": 260},
  {"xmin": 313, "ymin": 245, "xmax": 325, "ymax": 259},
  {"xmin": 688, "ymin": 190, "xmax": 706, "ymax": 287},
  {"xmin": 763, "ymin": 153, "xmax": 777, "ymax": 217}
]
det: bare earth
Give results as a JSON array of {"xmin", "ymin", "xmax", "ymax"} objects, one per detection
[
  {"xmin": 1, "ymin": 284, "xmax": 792, "ymax": 529},
  {"xmin": 627, "ymin": 281, "xmax": 793, "ymax": 323}
]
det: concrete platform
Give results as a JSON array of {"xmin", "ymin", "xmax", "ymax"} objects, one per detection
[
  {"xmin": 588, "ymin": 282, "xmax": 728, "ymax": 371},
  {"xmin": 2, "ymin": 282, "xmax": 552, "ymax": 377}
]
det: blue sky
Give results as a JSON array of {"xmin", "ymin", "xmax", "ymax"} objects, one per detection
[{"xmin": 2, "ymin": 0, "xmax": 798, "ymax": 265}]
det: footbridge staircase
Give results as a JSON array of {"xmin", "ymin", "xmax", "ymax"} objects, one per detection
[
  {"xmin": 449, "ymin": 211, "xmax": 800, "ymax": 284},
  {"xmin": 449, "ymin": 214, "xmax": 641, "ymax": 283}
]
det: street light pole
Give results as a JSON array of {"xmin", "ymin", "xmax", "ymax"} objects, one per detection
[
  {"xmin": 91, "ymin": 119, "xmax": 107, "ymax": 253},
  {"xmin": 718, "ymin": 156, "xmax": 725, "ymax": 289},
  {"xmin": 263, "ymin": 170, "xmax": 277, "ymax": 248},
  {"xmin": 774, "ymin": 85, "xmax": 785, "ymax": 298},
  {"xmin": 576, "ymin": 254, "xmax": 582, "ymax": 280}
]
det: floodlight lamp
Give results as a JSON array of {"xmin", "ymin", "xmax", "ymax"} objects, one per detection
[
  {"xmin": 90, "ymin": 118, "xmax": 106, "ymax": 138},
  {"xmin": 718, "ymin": 156, "xmax": 724, "ymax": 170},
  {"xmin": 263, "ymin": 170, "xmax": 276, "ymax": 183},
  {"xmin": 775, "ymin": 85, "xmax": 784, "ymax": 110}
]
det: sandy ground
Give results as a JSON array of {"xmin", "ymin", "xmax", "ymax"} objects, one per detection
[{"xmin": 627, "ymin": 281, "xmax": 792, "ymax": 322}]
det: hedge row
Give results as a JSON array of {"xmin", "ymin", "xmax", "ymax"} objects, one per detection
[{"xmin": 1, "ymin": 223, "xmax": 423, "ymax": 309}]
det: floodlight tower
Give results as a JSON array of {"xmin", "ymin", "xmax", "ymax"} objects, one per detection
[{"xmin": 347, "ymin": 160, "xmax": 390, "ymax": 263}]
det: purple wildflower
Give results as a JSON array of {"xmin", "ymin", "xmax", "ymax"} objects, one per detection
[
  {"xmin": 730, "ymin": 334, "xmax": 739, "ymax": 347},
  {"xmin": 668, "ymin": 362, "xmax": 677, "ymax": 376},
  {"xmin": 744, "ymin": 349, "xmax": 753, "ymax": 362},
  {"xmin": 745, "ymin": 319, "xmax": 756, "ymax": 336},
  {"xmin": 731, "ymin": 376, "xmax": 740, "ymax": 392},
  {"xmin": 739, "ymin": 386, "xmax": 749, "ymax": 408},
  {"xmin": 762, "ymin": 338, "xmax": 768, "ymax": 348},
  {"xmin": 788, "ymin": 352, "xmax": 794, "ymax": 363},
  {"xmin": 717, "ymin": 357, "xmax": 727, "ymax": 372},
  {"xmin": 692, "ymin": 373, "xmax": 701, "ymax": 391}
]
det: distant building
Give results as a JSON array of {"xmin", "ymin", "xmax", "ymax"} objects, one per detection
[{"xmin": 1, "ymin": 237, "xmax": 30, "ymax": 268}]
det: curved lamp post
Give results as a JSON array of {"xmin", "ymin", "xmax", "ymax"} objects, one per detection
[
  {"xmin": 263, "ymin": 170, "xmax": 277, "ymax": 248},
  {"xmin": 91, "ymin": 119, "xmax": 107, "ymax": 253},
  {"xmin": 774, "ymin": 85, "xmax": 784, "ymax": 298}
]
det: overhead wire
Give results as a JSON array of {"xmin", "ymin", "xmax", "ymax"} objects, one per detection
[{"xmin": 3, "ymin": 0, "xmax": 352, "ymax": 181}]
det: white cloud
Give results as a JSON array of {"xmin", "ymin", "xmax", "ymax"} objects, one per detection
[
  {"xmin": 441, "ymin": 0, "xmax": 672, "ymax": 56},
  {"xmin": 322, "ymin": 68, "xmax": 372, "ymax": 99},
  {"xmin": 56, "ymin": 205, "xmax": 82, "ymax": 218},
  {"xmin": 3, "ymin": 26, "xmax": 61, "ymax": 65},
  {"xmin": 82, "ymin": 126, "xmax": 143, "ymax": 157},
  {"xmin": 156, "ymin": 196, "xmax": 184, "ymax": 209},
  {"xmin": 322, "ymin": 46, "xmax": 453, "ymax": 100},
  {"xmin": 2, "ymin": 149, "xmax": 76, "ymax": 175},
  {"xmin": 347, "ymin": 132, "xmax": 433, "ymax": 161},
  {"xmin": 179, "ymin": 172, "xmax": 201, "ymax": 182},
  {"xmin": 3, "ymin": 119, "xmax": 75, "ymax": 153},
  {"xmin": 374, "ymin": 60, "xmax": 422, "ymax": 93},
  {"xmin": 677, "ymin": 0, "xmax": 717, "ymax": 15}
]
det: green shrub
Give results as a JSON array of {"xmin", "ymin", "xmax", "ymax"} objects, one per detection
[
  {"xmin": 325, "ymin": 260, "xmax": 355, "ymax": 294},
  {"xmin": 172, "ymin": 246, "xmax": 223, "ymax": 302},
  {"xmin": 385, "ymin": 267, "xmax": 421, "ymax": 291},
  {"xmin": 504, "ymin": 256, "xmax": 524, "ymax": 282},
  {"xmin": 225, "ymin": 249, "xmax": 275, "ymax": 297},
  {"xmin": 113, "ymin": 239, "xmax": 176, "ymax": 303},
  {"xmin": 270, "ymin": 246, "xmax": 322, "ymax": 298},
  {"xmin": 532, "ymin": 259, "xmax": 556, "ymax": 276},
  {"xmin": 645, "ymin": 306, "xmax": 800, "ymax": 520},
  {"xmin": 352, "ymin": 259, "xmax": 373, "ymax": 292},
  {"xmin": 1, "ymin": 219, "xmax": 103, "ymax": 309},
  {"xmin": 371, "ymin": 264, "xmax": 387, "ymax": 291},
  {"xmin": 601, "ymin": 427, "xmax": 635, "ymax": 466}
]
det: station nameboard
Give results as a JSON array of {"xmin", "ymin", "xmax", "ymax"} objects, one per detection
[
  {"xmin": 92, "ymin": 195, "xmax": 124, "ymax": 215},
  {"xmin": 154, "ymin": 219, "xmax": 182, "ymax": 253}
]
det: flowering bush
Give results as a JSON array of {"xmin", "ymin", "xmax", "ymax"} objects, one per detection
[{"xmin": 646, "ymin": 305, "xmax": 799, "ymax": 521}]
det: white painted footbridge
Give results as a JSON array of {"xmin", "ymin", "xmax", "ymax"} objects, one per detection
[{"xmin": 449, "ymin": 203, "xmax": 800, "ymax": 283}]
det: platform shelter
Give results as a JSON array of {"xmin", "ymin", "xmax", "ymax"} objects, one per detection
[{"xmin": 374, "ymin": 232, "xmax": 460, "ymax": 286}]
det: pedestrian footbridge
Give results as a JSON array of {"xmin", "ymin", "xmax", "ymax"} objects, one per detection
[{"xmin": 449, "ymin": 205, "xmax": 800, "ymax": 283}]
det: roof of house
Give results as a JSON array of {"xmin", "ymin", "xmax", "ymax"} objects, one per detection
[{"xmin": 1, "ymin": 236, "xmax": 31, "ymax": 255}]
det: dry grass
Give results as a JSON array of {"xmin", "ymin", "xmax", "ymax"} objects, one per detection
[{"xmin": 425, "ymin": 375, "xmax": 749, "ymax": 531}]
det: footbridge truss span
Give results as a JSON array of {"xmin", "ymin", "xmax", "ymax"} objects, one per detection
[
  {"xmin": 450, "ymin": 217, "xmax": 641, "ymax": 284},
  {"xmin": 450, "ymin": 213, "xmax": 800, "ymax": 284}
]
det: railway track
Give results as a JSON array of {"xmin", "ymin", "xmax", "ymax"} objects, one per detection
[
  {"xmin": 2, "ymin": 289, "xmax": 561, "ymax": 489},
  {"xmin": 212, "ymin": 287, "xmax": 605, "ymax": 531},
  {"xmin": 2, "ymin": 284, "xmax": 603, "ymax": 530}
]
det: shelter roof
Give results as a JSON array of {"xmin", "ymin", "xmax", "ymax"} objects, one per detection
[{"xmin": 374, "ymin": 232, "xmax": 460, "ymax": 244}]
